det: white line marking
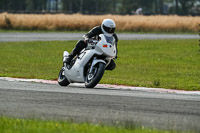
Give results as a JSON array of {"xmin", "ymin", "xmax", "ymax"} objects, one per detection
[{"xmin": 0, "ymin": 77, "xmax": 200, "ymax": 95}]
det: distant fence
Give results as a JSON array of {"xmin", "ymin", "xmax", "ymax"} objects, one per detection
[{"xmin": 1, "ymin": 10, "xmax": 200, "ymax": 16}]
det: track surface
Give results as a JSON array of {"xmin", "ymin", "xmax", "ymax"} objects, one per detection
[
  {"xmin": 0, "ymin": 33, "xmax": 198, "ymax": 42},
  {"xmin": 0, "ymin": 79, "xmax": 200, "ymax": 132}
]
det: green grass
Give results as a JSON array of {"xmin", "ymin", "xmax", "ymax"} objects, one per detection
[
  {"xmin": 0, "ymin": 39, "xmax": 199, "ymax": 90},
  {"xmin": 103, "ymin": 39, "xmax": 200, "ymax": 90},
  {"xmin": 0, "ymin": 117, "xmax": 181, "ymax": 133}
]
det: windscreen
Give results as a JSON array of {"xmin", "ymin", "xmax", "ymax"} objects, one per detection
[{"xmin": 104, "ymin": 35, "xmax": 115, "ymax": 44}]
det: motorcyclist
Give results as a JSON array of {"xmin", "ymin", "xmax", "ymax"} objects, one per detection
[{"xmin": 64, "ymin": 18, "xmax": 118, "ymax": 70}]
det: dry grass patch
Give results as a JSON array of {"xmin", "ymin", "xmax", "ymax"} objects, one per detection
[{"xmin": 0, "ymin": 13, "xmax": 199, "ymax": 32}]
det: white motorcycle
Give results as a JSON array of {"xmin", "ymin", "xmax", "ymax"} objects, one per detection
[{"xmin": 58, "ymin": 34, "xmax": 117, "ymax": 88}]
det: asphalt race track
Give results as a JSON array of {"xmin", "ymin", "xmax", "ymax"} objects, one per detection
[
  {"xmin": 0, "ymin": 79, "xmax": 200, "ymax": 132},
  {"xmin": 0, "ymin": 33, "xmax": 199, "ymax": 132},
  {"xmin": 0, "ymin": 33, "xmax": 198, "ymax": 42}
]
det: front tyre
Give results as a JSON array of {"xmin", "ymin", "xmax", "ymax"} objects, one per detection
[
  {"xmin": 58, "ymin": 67, "xmax": 70, "ymax": 86},
  {"xmin": 85, "ymin": 63, "xmax": 106, "ymax": 88}
]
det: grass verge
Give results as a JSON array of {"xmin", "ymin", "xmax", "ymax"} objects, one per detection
[
  {"xmin": 0, "ymin": 117, "xmax": 181, "ymax": 133},
  {"xmin": 0, "ymin": 29, "xmax": 197, "ymax": 34},
  {"xmin": 0, "ymin": 29, "xmax": 87, "ymax": 33},
  {"xmin": 1, "ymin": 13, "xmax": 199, "ymax": 32},
  {"xmin": 0, "ymin": 39, "xmax": 199, "ymax": 90}
]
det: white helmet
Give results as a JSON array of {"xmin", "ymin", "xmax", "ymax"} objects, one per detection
[{"xmin": 101, "ymin": 19, "xmax": 116, "ymax": 37}]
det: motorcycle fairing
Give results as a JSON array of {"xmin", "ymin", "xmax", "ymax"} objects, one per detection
[{"xmin": 64, "ymin": 49, "xmax": 103, "ymax": 83}]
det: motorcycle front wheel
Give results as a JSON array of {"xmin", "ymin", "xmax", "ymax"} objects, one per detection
[
  {"xmin": 85, "ymin": 62, "xmax": 106, "ymax": 88},
  {"xmin": 58, "ymin": 67, "xmax": 70, "ymax": 86}
]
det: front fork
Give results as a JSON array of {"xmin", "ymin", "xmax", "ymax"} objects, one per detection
[
  {"xmin": 86, "ymin": 57, "xmax": 106, "ymax": 81},
  {"xmin": 89, "ymin": 57, "xmax": 106, "ymax": 73}
]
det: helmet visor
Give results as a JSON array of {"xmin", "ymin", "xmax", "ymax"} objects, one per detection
[{"xmin": 103, "ymin": 25, "xmax": 115, "ymax": 33}]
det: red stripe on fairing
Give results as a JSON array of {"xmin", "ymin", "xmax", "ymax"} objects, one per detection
[{"xmin": 103, "ymin": 45, "xmax": 107, "ymax": 47}]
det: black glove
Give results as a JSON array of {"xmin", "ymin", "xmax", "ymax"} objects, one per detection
[{"xmin": 83, "ymin": 35, "xmax": 89, "ymax": 43}]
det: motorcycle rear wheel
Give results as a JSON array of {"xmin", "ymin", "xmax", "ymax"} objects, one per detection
[
  {"xmin": 58, "ymin": 67, "xmax": 70, "ymax": 86},
  {"xmin": 85, "ymin": 62, "xmax": 105, "ymax": 88}
]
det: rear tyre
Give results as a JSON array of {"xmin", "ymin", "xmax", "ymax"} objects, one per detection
[
  {"xmin": 85, "ymin": 63, "xmax": 105, "ymax": 88},
  {"xmin": 58, "ymin": 67, "xmax": 70, "ymax": 86}
]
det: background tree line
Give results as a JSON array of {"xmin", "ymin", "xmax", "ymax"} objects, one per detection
[{"xmin": 0, "ymin": 0, "xmax": 200, "ymax": 15}]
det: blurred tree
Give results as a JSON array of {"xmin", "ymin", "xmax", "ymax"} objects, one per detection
[
  {"xmin": 0, "ymin": 0, "xmax": 9, "ymax": 11},
  {"xmin": 62, "ymin": 0, "xmax": 80, "ymax": 13},
  {"xmin": 0, "ymin": 0, "xmax": 199, "ymax": 15},
  {"xmin": 25, "ymin": 0, "xmax": 47, "ymax": 12},
  {"xmin": 0, "ymin": 0, "xmax": 26, "ymax": 12},
  {"xmin": 159, "ymin": 0, "xmax": 164, "ymax": 14},
  {"xmin": 175, "ymin": 0, "xmax": 179, "ymax": 14},
  {"xmin": 119, "ymin": 0, "xmax": 138, "ymax": 14},
  {"xmin": 137, "ymin": 0, "xmax": 157, "ymax": 14},
  {"xmin": 179, "ymin": 0, "xmax": 196, "ymax": 14},
  {"xmin": 82, "ymin": 0, "xmax": 98, "ymax": 14}
]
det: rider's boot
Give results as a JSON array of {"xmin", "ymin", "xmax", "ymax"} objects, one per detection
[
  {"xmin": 63, "ymin": 46, "xmax": 79, "ymax": 65},
  {"xmin": 63, "ymin": 54, "xmax": 74, "ymax": 65},
  {"xmin": 63, "ymin": 40, "xmax": 87, "ymax": 65}
]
